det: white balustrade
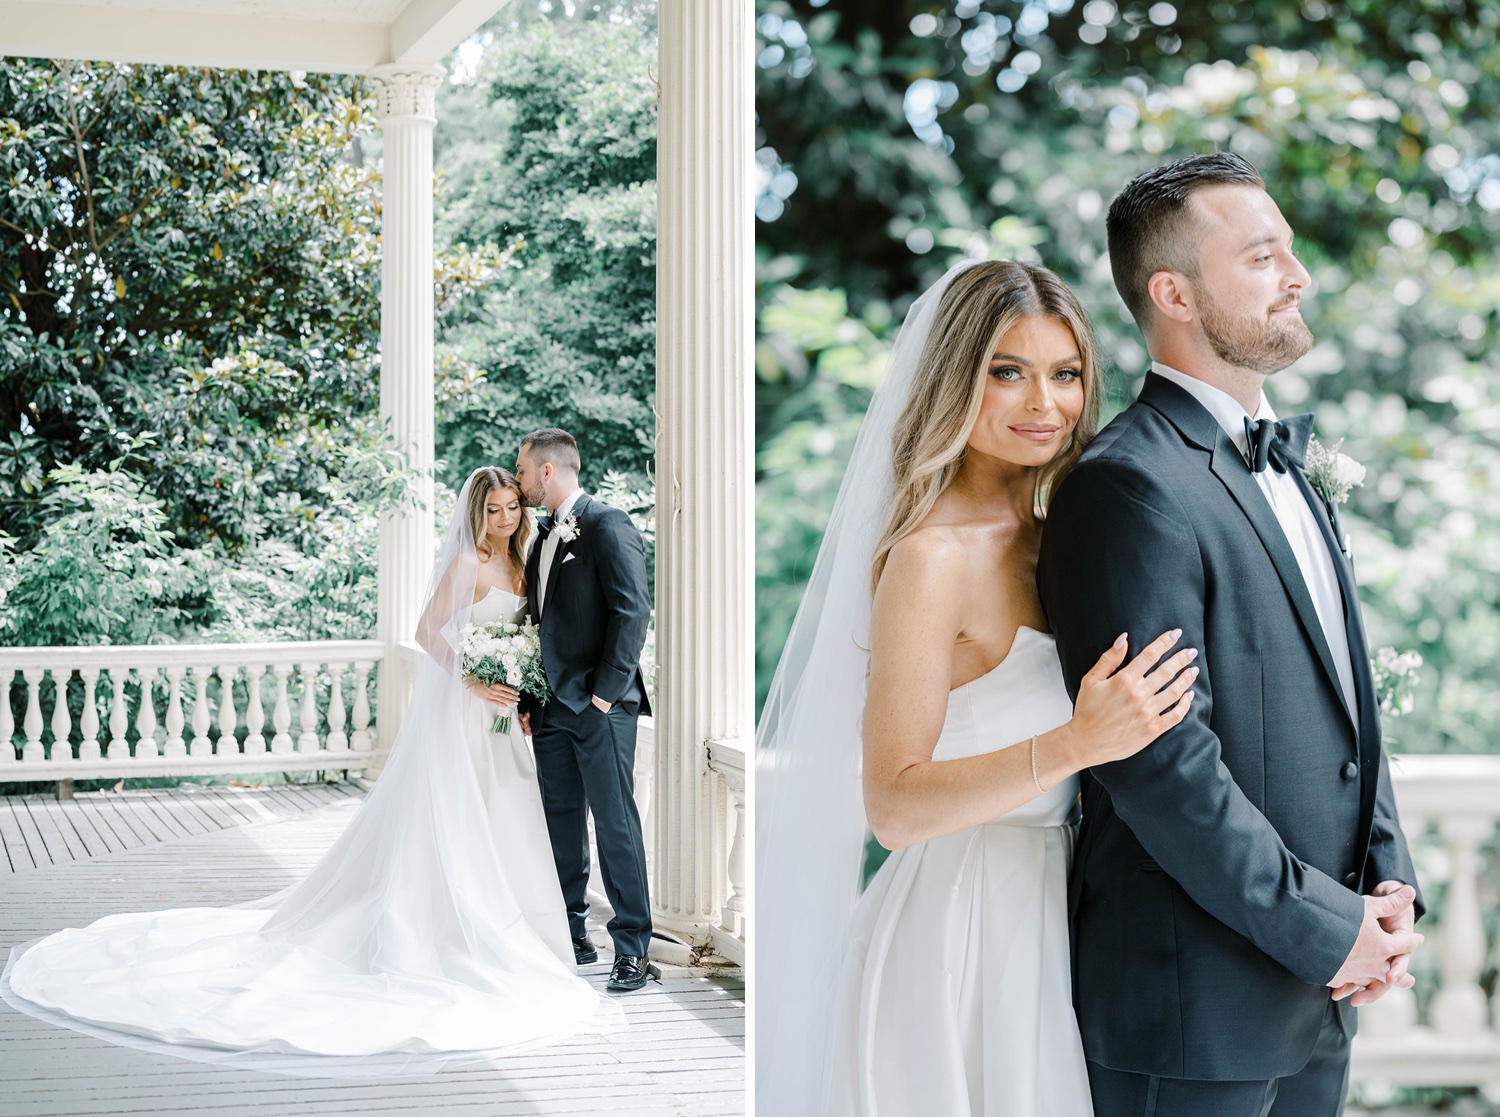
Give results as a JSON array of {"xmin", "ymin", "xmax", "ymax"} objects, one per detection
[
  {"xmin": 0, "ymin": 642, "xmax": 382, "ymax": 781},
  {"xmin": 707, "ymin": 737, "xmax": 747, "ymax": 966},
  {"xmin": 1351, "ymin": 754, "xmax": 1500, "ymax": 1101},
  {"xmin": 135, "ymin": 667, "xmax": 159, "ymax": 759},
  {"xmin": 77, "ymin": 668, "xmax": 100, "ymax": 762}
]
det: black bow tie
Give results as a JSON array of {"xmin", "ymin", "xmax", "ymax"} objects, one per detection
[{"xmin": 1244, "ymin": 413, "xmax": 1313, "ymax": 474}]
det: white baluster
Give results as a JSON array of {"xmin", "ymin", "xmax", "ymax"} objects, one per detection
[
  {"xmin": 325, "ymin": 663, "xmax": 348, "ymax": 751},
  {"xmin": 163, "ymin": 666, "xmax": 187, "ymax": 758},
  {"xmin": 297, "ymin": 662, "xmax": 321, "ymax": 752},
  {"xmin": 135, "ymin": 667, "xmax": 160, "ymax": 758},
  {"xmin": 217, "ymin": 664, "xmax": 239, "ymax": 755},
  {"xmin": 271, "ymin": 664, "xmax": 294, "ymax": 754},
  {"xmin": 243, "ymin": 665, "xmax": 267, "ymax": 754},
  {"xmin": 189, "ymin": 665, "xmax": 213, "ymax": 757},
  {"xmin": 1, "ymin": 669, "xmax": 18, "ymax": 763},
  {"xmin": 22, "ymin": 668, "xmax": 45, "ymax": 763},
  {"xmin": 349, "ymin": 661, "xmax": 373, "ymax": 752},
  {"xmin": 721, "ymin": 767, "xmax": 747, "ymax": 938},
  {"xmin": 1429, "ymin": 814, "xmax": 1492, "ymax": 1034},
  {"xmin": 107, "ymin": 667, "xmax": 130, "ymax": 761},
  {"xmin": 78, "ymin": 667, "xmax": 102, "ymax": 762},
  {"xmin": 49, "ymin": 667, "xmax": 74, "ymax": 763}
]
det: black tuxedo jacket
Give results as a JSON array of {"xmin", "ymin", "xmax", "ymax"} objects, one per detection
[
  {"xmin": 1037, "ymin": 373, "xmax": 1420, "ymax": 1081},
  {"xmin": 523, "ymin": 493, "xmax": 651, "ymax": 717}
]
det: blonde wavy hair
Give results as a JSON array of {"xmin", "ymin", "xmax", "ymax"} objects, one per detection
[
  {"xmin": 870, "ymin": 261, "xmax": 1102, "ymax": 592},
  {"xmin": 465, "ymin": 466, "xmax": 534, "ymax": 588}
]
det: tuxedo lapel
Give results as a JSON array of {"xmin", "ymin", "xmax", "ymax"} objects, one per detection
[
  {"xmin": 541, "ymin": 493, "xmax": 589, "ymax": 619},
  {"xmin": 1290, "ymin": 469, "xmax": 1377, "ymax": 730},
  {"xmin": 525, "ymin": 520, "xmax": 547, "ymax": 624},
  {"xmin": 1141, "ymin": 375, "xmax": 1353, "ymax": 725}
]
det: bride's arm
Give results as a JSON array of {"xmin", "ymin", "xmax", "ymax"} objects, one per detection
[{"xmin": 862, "ymin": 536, "xmax": 1195, "ymax": 851}]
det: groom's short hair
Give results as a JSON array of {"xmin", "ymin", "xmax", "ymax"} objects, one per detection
[
  {"xmin": 521, "ymin": 427, "xmax": 581, "ymax": 476},
  {"xmin": 1106, "ymin": 152, "xmax": 1264, "ymax": 329}
]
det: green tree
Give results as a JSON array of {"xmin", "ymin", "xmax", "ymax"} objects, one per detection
[{"xmin": 433, "ymin": 17, "xmax": 658, "ymax": 492}]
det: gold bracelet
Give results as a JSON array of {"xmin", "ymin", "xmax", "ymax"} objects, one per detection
[{"xmin": 1030, "ymin": 734, "xmax": 1046, "ymax": 794}]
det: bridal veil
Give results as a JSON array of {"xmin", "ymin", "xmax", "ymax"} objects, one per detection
[{"xmin": 756, "ymin": 261, "xmax": 983, "ymax": 1113}]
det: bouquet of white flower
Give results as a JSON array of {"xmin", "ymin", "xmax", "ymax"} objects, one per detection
[{"xmin": 458, "ymin": 617, "xmax": 552, "ymax": 734}]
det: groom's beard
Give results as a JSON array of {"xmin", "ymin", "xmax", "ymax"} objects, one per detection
[{"xmin": 1197, "ymin": 289, "xmax": 1313, "ymax": 375}]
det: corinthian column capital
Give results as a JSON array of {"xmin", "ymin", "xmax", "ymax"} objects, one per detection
[{"xmin": 368, "ymin": 64, "xmax": 444, "ymax": 123}]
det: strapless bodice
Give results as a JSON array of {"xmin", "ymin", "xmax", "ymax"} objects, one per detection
[
  {"xmin": 932, "ymin": 626, "xmax": 1079, "ymax": 827},
  {"xmin": 471, "ymin": 587, "xmax": 528, "ymax": 626}
]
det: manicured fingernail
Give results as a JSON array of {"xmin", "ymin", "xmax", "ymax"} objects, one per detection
[
  {"xmin": 1172, "ymin": 628, "xmax": 1182, "ymax": 639},
  {"xmin": 1188, "ymin": 667, "xmax": 1199, "ymax": 678},
  {"xmin": 1115, "ymin": 633, "xmax": 1127, "ymax": 646},
  {"xmin": 1187, "ymin": 649, "xmax": 1199, "ymax": 661}
]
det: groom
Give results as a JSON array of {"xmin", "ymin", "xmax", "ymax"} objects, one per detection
[
  {"xmin": 1039, "ymin": 154, "xmax": 1423, "ymax": 1115},
  {"xmin": 514, "ymin": 427, "xmax": 656, "ymax": 993}
]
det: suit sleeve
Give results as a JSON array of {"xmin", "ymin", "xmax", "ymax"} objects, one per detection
[
  {"xmin": 589, "ymin": 507, "xmax": 651, "ymax": 705},
  {"xmin": 1364, "ymin": 746, "xmax": 1423, "ymax": 916},
  {"xmin": 1038, "ymin": 457, "xmax": 1364, "ymax": 986}
]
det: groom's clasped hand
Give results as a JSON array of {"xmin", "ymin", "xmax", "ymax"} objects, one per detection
[{"xmin": 1328, "ymin": 880, "xmax": 1422, "ymax": 1006}]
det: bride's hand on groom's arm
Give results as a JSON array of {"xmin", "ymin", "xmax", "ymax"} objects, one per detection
[
  {"xmin": 1327, "ymin": 882, "xmax": 1423, "ymax": 1005},
  {"xmin": 1062, "ymin": 628, "xmax": 1199, "ymax": 767}
]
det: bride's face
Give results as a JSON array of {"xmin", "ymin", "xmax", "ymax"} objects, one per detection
[
  {"xmin": 484, "ymin": 487, "xmax": 524, "ymax": 544},
  {"xmin": 966, "ymin": 315, "xmax": 1086, "ymax": 467}
]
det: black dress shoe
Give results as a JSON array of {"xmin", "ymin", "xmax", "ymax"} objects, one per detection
[
  {"xmin": 607, "ymin": 955, "xmax": 660, "ymax": 992},
  {"xmin": 572, "ymin": 937, "xmax": 598, "ymax": 965}
]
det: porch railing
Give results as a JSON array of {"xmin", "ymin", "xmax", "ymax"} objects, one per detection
[
  {"xmin": 707, "ymin": 737, "xmax": 748, "ymax": 966},
  {"xmin": 0, "ymin": 642, "xmax": 384, "ymax": 780},
  {"xmin": 1351, "ymin": 753, "xmax": 1500, "ymax": 1101}
]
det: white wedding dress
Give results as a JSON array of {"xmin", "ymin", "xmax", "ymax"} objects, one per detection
[
  {"xmin": 1, "ymin": 587, "xmax": 622, "ymax": 1075},
  {"xmin": 830, "ymin": 626, "xmax": 1095, "ymax": 1116}
]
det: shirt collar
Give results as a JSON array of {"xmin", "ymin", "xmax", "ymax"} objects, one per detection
[
  {"xmin": 1150, "ymin": 361, "xmax": 1276, "ymax": 464},
  {"xmin": 551, "ymin": 489, "xmax": 586, "ymax": 523}
]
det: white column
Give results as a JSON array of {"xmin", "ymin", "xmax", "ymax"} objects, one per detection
[
  {"xmin": 371, "ymin": 63, "xmax": 443, "ymax": 773},
  {"xmin": 652, "ymin": 1, "xmax": 754, "ymax": 947}
]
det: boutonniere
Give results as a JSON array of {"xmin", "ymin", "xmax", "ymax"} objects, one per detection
[
  {"xmin": 1304, "ymin": 437, "xmax": 1366, "ymax": 505},
  {"xmin": 553, "ymin": 513, "xmax": 580, "ymax": 544}
]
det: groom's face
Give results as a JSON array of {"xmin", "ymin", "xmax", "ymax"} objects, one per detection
[
  {"xmin": 513, "ymin": 446, "xmax": 549, "ymax": 508},
  {"xmin": 1185, "ymin": 184, "xmax": 1314, "ymax": 375}
]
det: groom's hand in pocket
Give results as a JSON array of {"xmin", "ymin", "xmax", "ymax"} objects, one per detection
[{"xmin": 1328, "ymin": 883, "xmax": 1422, "ymax": 1005}]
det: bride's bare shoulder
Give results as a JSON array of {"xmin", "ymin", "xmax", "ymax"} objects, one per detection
[{"xmin": 880, "ymin": 524, "xmax": 972, "ymax": 596}]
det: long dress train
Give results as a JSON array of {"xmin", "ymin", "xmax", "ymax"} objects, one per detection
[{"xmin": 1, "ymin": 588, "xmax": 623, "ymax": 1076}]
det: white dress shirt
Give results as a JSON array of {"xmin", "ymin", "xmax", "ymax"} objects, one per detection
[
  {"xmin": 1151, "ymin": 362, "xmax": 1358, "ymax": 722},
  {"xmin": 537, "ymin": 489, "xmax": 585, "ymax": 618}
]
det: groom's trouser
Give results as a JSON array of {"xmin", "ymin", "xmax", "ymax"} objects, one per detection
[
  {"xmin": 1087, "ymin": 998, "xmax": 1352, "ymax": 1117},
  {"xmin": 532, "ymin": 694, "xmax": 653, "ymax": 959}
]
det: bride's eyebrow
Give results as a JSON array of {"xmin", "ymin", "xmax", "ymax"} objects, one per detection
[{"xmin": 991, "ymin": 353, "xmax": 1082, "ymax": 367}]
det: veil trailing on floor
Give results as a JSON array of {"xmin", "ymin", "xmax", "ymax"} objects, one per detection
[
  {"xmin": 755, "ymin": 261, "xmax": 983, "ymax": 1114},
  {"xmin": 1, "ymin": 470, "xmax": 623, "ymax": 1077}
]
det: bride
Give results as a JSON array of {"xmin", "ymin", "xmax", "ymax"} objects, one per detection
[
  {"xmin": 757, "ymin": 260, "xmax": 1197, "ymax": 1115},
  {"xmin": 1, "ymin": 466, "xmax": 622, "ymax": 1075}
]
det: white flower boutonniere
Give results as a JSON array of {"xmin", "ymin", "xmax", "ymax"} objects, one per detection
[
  {"xmin": 1304, "ymin": 437, "xmax": 1366, "ymax": 505},
  {"xmin": 553, "ymin": 513, "xmax": 580, "ymax": 544}
]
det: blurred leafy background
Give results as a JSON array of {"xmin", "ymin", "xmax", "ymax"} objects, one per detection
[{"xmin": 754, "ymin": 0, "xmax": 1500, "ymax": 769}]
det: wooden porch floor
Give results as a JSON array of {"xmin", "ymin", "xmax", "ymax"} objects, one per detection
[{"xmin": 0, "ymin": 784, "xmax": 745, "ymax": 1116}]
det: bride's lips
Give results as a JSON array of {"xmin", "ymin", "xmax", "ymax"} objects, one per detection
[{"xmin": 1009, "ymin": 424, "xmax": 1062, "ymax": 441}]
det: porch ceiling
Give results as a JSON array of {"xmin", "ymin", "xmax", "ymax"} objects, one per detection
[{"xmin": 0, "ymin": 0, "xmax": 508, "ymax": 73}]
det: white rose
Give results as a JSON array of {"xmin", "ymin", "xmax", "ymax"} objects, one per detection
[{"xmin": 1332, "ymin": 453, "xmax": 1366, "ymax": 489}]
